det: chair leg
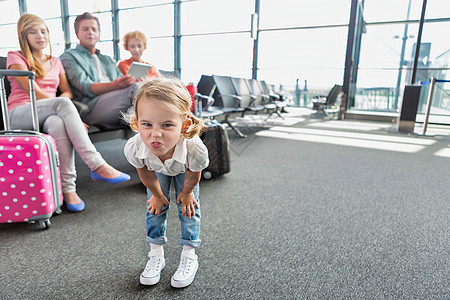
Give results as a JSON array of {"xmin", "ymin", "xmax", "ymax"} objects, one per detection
[
  {"xmin": 265, "ymin": 111, "xmax": 275, "ymax": 121},
  {"xmin": 265, "ymin": 108, "xmax": 284, "ymax": 121},
  {"xmin": 224, "ymin": 119, "xmax": 246, "ymax": 138},
  {"xmin": 276, "ymin": 110, "xmax": 285, "ymax": 120},
  {"xmin": 313, "ymin": 103, "xmax": 325, "ymax": 112}
]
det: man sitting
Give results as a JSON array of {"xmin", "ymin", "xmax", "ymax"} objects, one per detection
[{"xmin": 60, "ymin": 12, "xmax": 138, "ymax": 129}]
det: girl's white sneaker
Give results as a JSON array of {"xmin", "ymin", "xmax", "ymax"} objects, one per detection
[
  {"xmin": 171, "ymin": 251, "xmax": 198, "ymax": 288},
  {"xmin": 140, "ymin": 248, "xmax": 165, "ymax": 285}
]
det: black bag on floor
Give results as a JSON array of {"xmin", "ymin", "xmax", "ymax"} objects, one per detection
[{"xmin": 201, "ymin": 120, "xmax": 230, "ymax": 179}]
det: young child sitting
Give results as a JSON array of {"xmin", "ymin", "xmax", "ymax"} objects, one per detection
[
  {"xmin": 118, "ymin": 30, "xmax": 161, "ymax": 79},
  {"xmin": 123, "ymin": 78, "xmax": 209, "ymax": 288}
]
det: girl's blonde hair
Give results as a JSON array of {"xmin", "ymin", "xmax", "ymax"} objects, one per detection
[
  {"xmin": 125, "ymin": 78, "xmax": 205, "ymax": 139},
  {"xmin": 123, "ymin": 30, "xmax": 147, "ymax": 50},
  {"xmin": 17, "ymin": 14, "xmax": 52, "ymax": 78}
]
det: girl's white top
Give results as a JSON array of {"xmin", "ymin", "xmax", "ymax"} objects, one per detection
[{"xmin": 124, "ymin": 134, "xmax": 209, "ymax": 176}]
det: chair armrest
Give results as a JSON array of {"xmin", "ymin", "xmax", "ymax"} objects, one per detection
[
  {"xmin": 71, "ymin": 100, "xmax": 90, "ymax": 118},
  {"xmin": 195, "ymin": 93, "xmax": 215, "ymax": 108},
  {"xmin": 221, "ymin": 94, "xmax": 241, "ymax": 100},
  {"xmin": 312, "ymin": 96, "xmax": 327, "ymax": 104},
  {"xmin": 194, "ymin": 93, "xmax": 216, "ymax": 117},
  {"xmin": 223, "ymin": 94, "xmax": 242, "ymax": 106},
  {"xmin": 269, "ymin": 93, "xmax": 280, "ymax": 100},
  {"xmin": 260, "ymin": 94, "xmax": 270, "ymax": 104}
]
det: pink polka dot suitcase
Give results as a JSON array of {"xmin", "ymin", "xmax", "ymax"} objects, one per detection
[{"xmin": 0, "ymin": 70, "xmax": 63, "ymax": 229}]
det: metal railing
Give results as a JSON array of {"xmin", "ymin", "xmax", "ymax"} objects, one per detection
[{"xmin": 420, "ymin": 78, "xmax": 450, "ymax": 135}]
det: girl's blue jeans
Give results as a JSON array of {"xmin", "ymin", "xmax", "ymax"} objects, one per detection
[{"xmin": 145, "ymin": 172, "xmax": 201, "ymax": 248}]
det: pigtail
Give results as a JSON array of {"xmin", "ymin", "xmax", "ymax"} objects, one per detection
[{"xmin": 182, "ymin": 114, "xmax": 206, "ymax": 139}]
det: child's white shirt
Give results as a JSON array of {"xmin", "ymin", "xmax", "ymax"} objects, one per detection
[{"xmin": 124, "ymin": 134, "xmax": 209, "ymax": 176}]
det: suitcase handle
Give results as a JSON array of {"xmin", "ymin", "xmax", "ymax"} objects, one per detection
[
  {"xmin": 0, "ymin": 70, "xmax": 35, "ymax": 79},
  {"xmin": 0, "ymin": 69, "xmax": 39, "ymax": 132}
]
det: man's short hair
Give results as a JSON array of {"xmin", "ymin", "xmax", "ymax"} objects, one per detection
[{"xmin": 74, "ymin": 12, "xmax": 100, "ymax": 33}]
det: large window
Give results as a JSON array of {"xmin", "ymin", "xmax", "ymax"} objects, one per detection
[
  {"xmin": 67, "ymin": 0, "xmax": 114, "ymax": 57},
  {"xmin": 26, "ymin": 0, "xmax": 65, "ymax": 56},
  {"xmin": 418, "ymin": 20, "xmax": 450, "ymax": 115},
  {"xmin": 182, "ymin": 33, "xmax": 253, "ymax": 84},
  {"xmin": 353, "ymin": 0, "xmax": 450, "ymax": 116},
  {"xmin": 0, "ymin": 0, "xmax": 22, "ymax": 56},
  {"xmin": 258, "ymin": 28, "xmax": 348, "ymax": 94},
  {"xmin": 180, "ymin": 0, "xmax": 254, "ymax": 83},
  {"xmin": 258, "ymin": 0, "xmax": 351, "ymax": 103},
  {"xmin": 68, "ymin": 0, "xmax": 111, "ymax": 15},
  {"xmin": 363, "ymin": 0, "xmax": 423, "ymax": 23},
  {"xmin": 118, "ymin": 3, "xmax": 174, "ymax": 71},
  {"xmin": 1, "ymin": 0, "xmax": 447, "ymax": 117},
  {"xmin": 181, "ymin": 0, "xmax": 253, "ymax": 34},
  {"xmin": 356, "ymin": 23, "xmax": 420, "ymax": 110},
  {"xmin": 259, "ymin": 0, "xmax": 350, "ymax": 28}
]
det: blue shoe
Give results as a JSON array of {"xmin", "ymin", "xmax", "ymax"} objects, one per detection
[
  {"xmin": 64, "ymin": 199, "xmax": 85, "ymax": 213},
  {"xmin": 91, "ymin": 170, "xmax": 131, "ymax": 184}
]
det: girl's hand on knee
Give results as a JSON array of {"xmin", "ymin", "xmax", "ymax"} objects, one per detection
[
  {"xmin": 177, "ymin": 192, "xmax": 199, "ymax": 218},
  {"xmin": 147, "ymin": 195, "xmax": 169, "ymax": 215}
]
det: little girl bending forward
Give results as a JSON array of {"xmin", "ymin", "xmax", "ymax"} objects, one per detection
[{"xmin": 123, "ymin": 78, "xmax": 209, "ymax": 288}]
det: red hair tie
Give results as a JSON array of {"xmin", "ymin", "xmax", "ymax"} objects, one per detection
[{"xmin": 182, "ymin": 118, "xmax": 192, "ymax": 133}]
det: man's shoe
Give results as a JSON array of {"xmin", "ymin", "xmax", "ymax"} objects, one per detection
[
  {"xmin": 171, "ymin": 251, "xmax": 198, "ymax": 288},
  {"xmin": 140, "ymin": 248, "xmax": 165, "ymax": 285}
]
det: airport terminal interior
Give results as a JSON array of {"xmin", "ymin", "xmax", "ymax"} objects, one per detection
[{"xmin": 0, "ymin": 0, "xmax": 449, "ymax": 299}]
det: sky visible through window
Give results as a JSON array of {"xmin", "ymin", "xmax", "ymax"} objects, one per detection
[{"xmin": 0, "ymin": 0, "xmax": 448, "ymax": 92}]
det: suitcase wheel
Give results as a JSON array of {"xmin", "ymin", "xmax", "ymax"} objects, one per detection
[
  {"xmin": 202, "ymin": 171, "xmax": 213, "ymax": 180},
  {"xmin": 38, "ymin": 219, "xmax": 51, "ymax": 230}
]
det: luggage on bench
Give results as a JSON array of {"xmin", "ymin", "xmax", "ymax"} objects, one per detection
[
  {"xmin": 0, "ymin": 70, "xmax": 62, "ymax": 229},
  {"xmin": 201, "ymin": 120, "xmax": 230, "ymax": 180}
]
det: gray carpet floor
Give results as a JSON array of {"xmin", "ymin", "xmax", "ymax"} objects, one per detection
[{"xmin": 1, "ymin": 108, "xmax": 449, "ymax": 299}]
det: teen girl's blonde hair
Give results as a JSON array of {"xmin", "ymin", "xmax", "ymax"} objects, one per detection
[
  {"xmin": 17, "ymin": 14, "xmax": 52, "ymax": 78},
  {"xmin": 123, "ymin": 30, "xmax": 147, "ymax": 50},
  {"xmin": 125, "ymin": 78, "xmax": 205, "ymax": 139}
]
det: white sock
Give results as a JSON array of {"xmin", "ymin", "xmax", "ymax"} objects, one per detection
[
  {"xmin": 182, "ymin": 245, "xmax": 196, "ymax": 256},
  {"xmin": 150, "ymin": 243, "xmax": 162, "ymax": 250},
  {"xmin": 149, "ymin": 243, "xmax": 163, "ymax": 256}
]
